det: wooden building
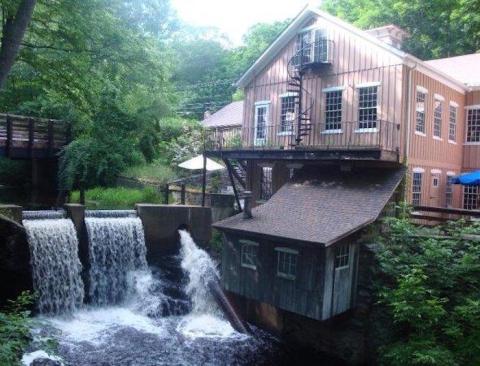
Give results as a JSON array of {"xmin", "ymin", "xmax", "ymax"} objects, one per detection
[{"xmin": 206, "ymin": 4, "xmax": 480, "ymax": 341}]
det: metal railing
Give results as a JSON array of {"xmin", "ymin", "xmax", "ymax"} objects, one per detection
[{"xmin": 205, "ymin": 120, "xmax": 399, "ymax": 153}]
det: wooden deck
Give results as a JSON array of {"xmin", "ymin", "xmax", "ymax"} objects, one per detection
[{"xmin": 0, "ymin": 114, "xmax": 71, "ymax": 159}]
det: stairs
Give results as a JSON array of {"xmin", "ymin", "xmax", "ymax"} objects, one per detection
[{"xmin": 229, "ymin": 159, "xmax": 247, "ymax": 190}]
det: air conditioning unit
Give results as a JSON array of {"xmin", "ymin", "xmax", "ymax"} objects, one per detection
[{"xmin": 292, "ymin": 29, "xmax": 331, "ymax": 67}]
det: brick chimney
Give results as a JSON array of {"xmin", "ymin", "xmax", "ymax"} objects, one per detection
[{"xmin": 365, "ymin": 25, "xmax": 409, "ymax": 50}]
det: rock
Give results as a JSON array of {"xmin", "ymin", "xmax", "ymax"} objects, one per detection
[{"xmin": 31, "ymin": 358, "xmax": 62, "ymax": 366}]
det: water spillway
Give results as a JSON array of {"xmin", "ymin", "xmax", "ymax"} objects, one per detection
[
  {"xmin": 23, "ymin": 217, "xmax": 84, "ymax": 315},
  {"xmin": 85, "ymin": 213, "xmax": 148, "ymax": 305}
]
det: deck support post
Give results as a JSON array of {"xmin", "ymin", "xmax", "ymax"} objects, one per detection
[
  {"xmin": 201, "ymin": 154, "xmax": 207, "ymax": 207},
  {"xmin": 180, "ymin": 183, "xmax": 186, "ymax": 205}
]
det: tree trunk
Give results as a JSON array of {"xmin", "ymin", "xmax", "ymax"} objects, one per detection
[{"xmin": 0, "ymin": 0, "xmax": 37, "ymax": 90}]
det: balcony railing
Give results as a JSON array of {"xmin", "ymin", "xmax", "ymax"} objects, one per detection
[{"xmin": 205, "ymin": 120, "xmax": 399, "ymax": 153}]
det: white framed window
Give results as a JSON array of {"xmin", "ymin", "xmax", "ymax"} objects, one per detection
[
  {"xmin": 445, "ymin": 174, "xmax": 454, "ymax": 207},
  {"xmin": 448, "ymin": 103, "xmax": 457, "ymax": 142},
  {"xmin": 466, "ymin": 108, "xmax": 480, "ymax": 143},
  {"xmin": 279, "ymin": 94, "xmax": 296, "ymax": 134},
  {"xmin": 254, "ymin": 102, "xmax": 269, "ymax": 145},
  {"xmin": 260, "ymin": 166, "xmax": 273, "ymax": 201},
  {"xmin": 275, "ymin": 247, "xmax": 298, "ymax": 280},
  {"xmin": 358, "ymin": 86, "xmax": 378, "ymax": 129},
  {"xmin": 432, "ymin": 174, "xmax": 440, "ymax": 188},
  {"xmin": 412, "ymin": 171, "xmax": 423, "ymax": 206},
  {"xmin": 240, "ymin": 240, "xmax": 258, "ymax": 270},
  {"xmin": 334, "ymin": 244, "xmax": 350, "ymax": 269},
  {"xmin": 433, "ymin": 97, "xmax": 443, "ymax": 138},
  {"xmin": 463, "ymin": 186, "xmax": 479, "ymax": 210},
  {"xmin": 325, "ymin": 90, "xmax": 343, "ymax": 131},
  {"xmin": 415, "ymin": 89, "xmax": 426, "ymax": 134}
]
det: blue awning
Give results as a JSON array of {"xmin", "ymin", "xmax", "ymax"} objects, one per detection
[{"xmin": 452, "ymin": 170, "xmax": 480, "ymax": 186}]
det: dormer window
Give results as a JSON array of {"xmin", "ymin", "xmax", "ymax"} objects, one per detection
[{"xmin": 293, "ymin": 28, "xmax": 329, "ymax": 66}]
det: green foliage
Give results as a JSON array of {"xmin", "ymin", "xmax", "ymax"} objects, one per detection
[
  {"xmin": 70, "ymin": 186, "xmax": 163, "ymax": 209},
  {"xmin": 376, "ymin": 217, "xmax": 480, "ymax": 366},
  {"xmin": 122, "ymin": 161, "xmax": 175, "ymax": 185},
  {"xmin": 322, "ymin": 0, "xmax": 480, "ymax": 59},
  {"xmin": 0, "ymin": 292, "xmax": 34, "ymax": 366}
]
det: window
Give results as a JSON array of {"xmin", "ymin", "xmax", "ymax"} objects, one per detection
[
  {"xmin": 280, "ymin": 95, "xmax": 296, "ymax": 133},
  {"xmin": 254, "ymin": 103, "xmax": 269, "ymax": 144},
  {"xmin": 445, "ymin": 175, "xmax": 453, "ymax": 207},
  {"xmin": 275, "ymin": 247, "xmax": 298, "ymax": 280},
  {"xmin": 358, "ymin": 86, "xmax": 378, "ymax": 129},
  {"xmin": 335, "ymin": 244, "xmax": 350, "ymax": 269},
  {"xmin": 449, "ymin": 104, "xmax": 457, "ymax": 142},
  {"xmin": 432, "ymin": 174, "xmax": 440, "ymax": 188},
  {"xmin": 463, "ymin": 186, "xmax": 479, "ymax": 210},
  {"xmin": 325, "ymin": 90, "xmax": 342, "ymax": 131},
  {"xmin": 412, "ymin": 171, "xmax": 423, "ymax": 205},
  {"xmin": 466, "ymin": 108, "xmax": 480, "ymax": 143},
  {"xmin": 260, "ymin": 166, "xmax": 273, "ymax": 201},
  {"xmin": 240, "ymin": 240, "xmax": 258, "ymax": 270},
  {"xmin": 415, "ymin": 90, "xmax": 426, "ymax": 134},
  {"xmin": 433, "ymin": 98, "xmax": 443, "ymax": 138}
]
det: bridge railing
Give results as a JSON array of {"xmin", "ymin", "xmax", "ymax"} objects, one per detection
[{"xmin": 0, "ymin": 114, "xmax": 71, "ymax": 158}]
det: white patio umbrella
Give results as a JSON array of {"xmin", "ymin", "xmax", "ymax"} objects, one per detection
[{"xmin": 178, "ymin": 154, "xmax": 224, "ymax": 171}]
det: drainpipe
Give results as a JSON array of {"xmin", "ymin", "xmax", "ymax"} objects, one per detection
[{"xmin": 404, "ymin": 60, "xmax": 418, "ymax": 201}]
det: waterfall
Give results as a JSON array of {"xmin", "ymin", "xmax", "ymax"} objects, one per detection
[
  {"xmin": 85, "ymin": 215, "xmax": 148, "ymax": 305},
  {"xmin": 178, "ymin": 230, "xmax": 220, "ymax": 314},
  {"xmin": 23, "ymin": 218, "xmax": 84, "ymax": 314},
  {"xmin": 23, "ymin": 210, "xmax": 65, "ymax": 220}
]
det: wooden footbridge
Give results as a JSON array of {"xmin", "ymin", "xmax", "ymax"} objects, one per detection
[{"xmin": 0, "ymin": 114, "xmax": 71, "ymax": 159}]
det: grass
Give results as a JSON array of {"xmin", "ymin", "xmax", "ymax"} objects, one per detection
[
  {"xmin": 70, "ymin": 186, "xmax": 164, "ymax": 209},
  {"xmin": 121, "ymin": 160, "xmax": 176, "ymax": 185}
]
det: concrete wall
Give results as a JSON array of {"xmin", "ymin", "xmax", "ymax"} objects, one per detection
[{"xmin": 136, "ymin": 204, "xmax": 212, "ymax": 263}]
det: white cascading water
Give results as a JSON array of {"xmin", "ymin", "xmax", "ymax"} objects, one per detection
[
  {"xmin": 23, "ymin": 218, "xmax": 84, "ymax": 315},
  {"xmin": 85, "ymin": 215, "xmax": 148, "ymax": 305}
]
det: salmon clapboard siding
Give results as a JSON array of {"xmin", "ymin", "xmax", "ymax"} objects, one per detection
[{"xmin": 243, "ymin": 13, "xmax": 404, "ymax": 153}]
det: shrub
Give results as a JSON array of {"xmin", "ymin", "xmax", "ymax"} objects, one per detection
[
  {"xmin": 0, "ymin": 292, "xmax": 34, "ymax": 366},
  {"xmin": 376, "ymin": 216, "xmax": 480, "ymax": 366},
  {"xmin": 70, "ymin": 186, "xmax": 163, "ymax": 209},
  {"xmin": 122, "ymin": 161, "xmax": 176, "ymax": 185}
]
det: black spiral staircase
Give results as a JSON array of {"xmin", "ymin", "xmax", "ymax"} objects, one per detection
[{"xmin": 286, "ymin": 38, "xmax": 331, "ymax": 147}]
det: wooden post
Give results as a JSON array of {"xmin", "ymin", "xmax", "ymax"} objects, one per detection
[
  {"xmin": 28, "ymin": 117, "xmax": 34, "ymax": 157},
  {"xmin": 47, "ymin": 119, "xmax": 54, "ymax": 156},
  {"xmin": 201, "ymin": 154, "xmax": 207, "ymax": 207},
  {"xmin": 180, "ymin": 183, "xmax": 186, "ymax": 205},
  {"xmin": 5, "ymin": 114, "xmax": 12, "ymax": 157},
  {"xmin": 164, "ymin": 184, "xmax": 169, "ymax": 204}
]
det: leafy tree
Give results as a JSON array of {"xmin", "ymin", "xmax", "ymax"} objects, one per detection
[{"xmin": 322, "ymin": 0, "xmax": 480, "ymax": 59}]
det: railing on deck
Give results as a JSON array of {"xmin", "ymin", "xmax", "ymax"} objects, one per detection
[
  {"xmin": 205, "ymin": 120, "xmax": 399, "ymax": 152},
  {"xmin": 0, "ymin": 113, "xmax": 71, "ymax": 158}
]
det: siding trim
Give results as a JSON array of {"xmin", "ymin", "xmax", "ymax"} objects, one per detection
[
  {"xmin": 413, "ymin": 167, "xmax": 425, "ymax": 173},
  {"xmin": 322, "ymin": 85, "xmax": 346, "ymax": 92}
]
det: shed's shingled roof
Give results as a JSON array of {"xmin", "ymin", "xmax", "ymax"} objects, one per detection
[
  {"xmin": 214, "ymin": 168, "xmax": 405, "ymax": 246},
  {"xmin": 202, "ymin": 101, "xmax": 243, "ymax": 128},
  {"xmin": 425, "ymin": 53, "xmax": 480, "ymax": 87}
]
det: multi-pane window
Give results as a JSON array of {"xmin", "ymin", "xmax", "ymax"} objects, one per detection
[
  {"xmin": 466, "ymin": 109, "xmax": 480, "ymax": 142},
  {"xmin": 325, "ymin": 90, "xmax": 342, "ymax": 130},
  {"xmin": 358, "ymin": 86, "xmax": 378, "ymax": 129},
  {"xmin": 260, "ymin": 166, "xmax": 273, "ymax": 201},
  {"xmin": 280, "ymin": 95, "xmax": 296, "ymax": 133},
  {"xmin": 412, "ymin": 171, "xmax": 423, "ymax": 206},
  {"xmin": 449, "ymin": 104, "xmax": 457, "ymax": 142},
  {"xmin": 432, "ymin": 174, "xmax": 440, "ymax": 188},
  {"xmin": 335, "ymin": 244, "xmax": 350, "ymax": 269},
  {"xmin": 275, "ymin": 248, "xmax": 298, "ymax": 280},
  {"xmin": 445, "ymin": 176, "xmax": 453, "ymax": 207},
  {"xmin": 415, "ymin": 90, "xmax": 426, "ymax": 134},
  {"xmin": 433, "ymin": 98, "xmax": 443, "ymax": 138},
  {"xmin": 240, "ymin": 241, "xmax": 258, "ymax": 270},
  {"xmin": 254, "ymin": 103, "xmax": 269, "ymax": 143},
  {"xmin": 463, "ymin": 186, "xmax": 479, "ymax": 210}
]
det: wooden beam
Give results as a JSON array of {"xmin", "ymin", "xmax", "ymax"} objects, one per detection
[
  {"xmin": 413, "ymin": 205, "xmax": 480, "ymax": 217},
  {"xmin": 201, "ymin": 154, "xmax": 207, "ymax": 207}
]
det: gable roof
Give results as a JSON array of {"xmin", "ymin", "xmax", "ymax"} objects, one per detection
[
  {"xmin": 425, "ymin": 53, "xmax": 480, "ymax": 87},
  {"xmin": 214, "ymin": 167, "xmax": 405, "ymax": 246},
  {"xmin": 201, "ymin": 101, "xmax": 243, "ymax": 128},
  {"xmin": 236, "ymin": 6, "xmax": 468, "ymax": 93}
]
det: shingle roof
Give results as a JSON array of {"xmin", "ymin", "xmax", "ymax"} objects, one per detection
[
  {"xmin": 214, "ymin": 167, "xmax": 405, "ymax": 246},
  {"xmin": 425, "ymin": 53, "xmax": 480, "ymax": 87},
  {"xmin": 202, "ymin": 101, "xmax": 243, "ymax": 128}
]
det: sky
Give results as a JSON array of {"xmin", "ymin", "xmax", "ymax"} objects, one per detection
[{"xmin": 171, "ymin": 0, "xmax": 318, "ymax": 45}]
